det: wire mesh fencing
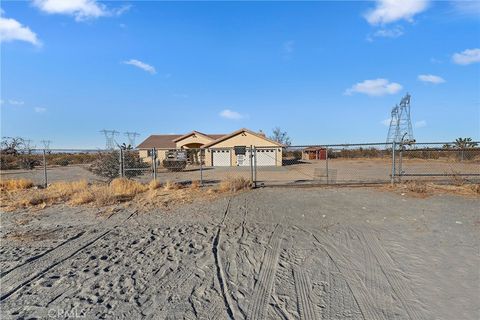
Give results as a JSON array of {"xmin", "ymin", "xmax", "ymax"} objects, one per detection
[
  {"xmin": 255, "ymin": 143, "xmax": 394, "ymax": 185},
  {"xmin": 1, "ymin": 141, "xmax": 478, "ymax": 188},
  {"xmin": 394, "ymin": 142, "xmax": 480, "ymax": 183}
]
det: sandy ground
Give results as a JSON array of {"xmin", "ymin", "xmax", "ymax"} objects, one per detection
[
  {"xmin": 0, "ymin": 187, "xmax": 479, "ymax": 320},
  {"xmin": 1, "ymin": 158, "xmax": 478, "ymax": 186}
]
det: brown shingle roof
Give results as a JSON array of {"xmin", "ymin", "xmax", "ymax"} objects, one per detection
[
  {"xmin": 137, "ymin": 133, "xmax": 227, "ymax": 149},
  {"xmin": 137, "ymin": 135, "xmax": 182, "ymax": 149}
]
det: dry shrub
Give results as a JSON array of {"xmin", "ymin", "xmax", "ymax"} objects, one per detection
[
  {"xmin": 470, "ymin": 184, "xmax": 480, "ymax": 194},
  {"xmin": 190, "ymin": 180, "xmax": 200, "ymax": 190},
  {"xmin": 70, "ymin": 189, "xmax": 95, "ymax": 205},
  {"xmin": 0, "ymin": 178, "xmax": 34, "ymax": 191},
  {"xmin": 109, "ymin": 178, "xmax": 147, "ymax": 197},
  {"xmin": 406, "ymin": 181, "xmax": 427, "ymax": 194},
  {"xmin": 48, "ymin": 180, "xmax": 88, "ymax": 198},
  {"xmin": 164, "ymin": 180, "xmax": 180, "ymax": 190},
  {"xmin": 219, "ymin": 176, "xmax": 252, "ymax": 193},
  {"xmin": 148, "ymin": 179, "xmax": 162, "ymax": 191}
]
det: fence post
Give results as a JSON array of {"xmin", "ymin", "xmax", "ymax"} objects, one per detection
[
  {"xmin": 152, "ymin": 148, "xmax": 157, "ymax": 181},
  {"xmin": 249, "ymin": 145, "xmax": 253, "ymax": 184},
  {"xmin": 391, "ymin": 141, "xmax": 396, "ymax": 185},
  {"xmin": 253, "ymin": 146, "xmax": 257, "ymax": 188},
  {"xmin": 325, "ymin": 147, "xmax": 329, "ymax": 185},
  {"xmin": 199, "ymin": 149, "xmax": 203, "ymax": 186},
  {"xmin": 43, "ymin": 149, "xmax": 48, "ymax": 188},
  {"xmin": 399, "ymin": 143, "xmax": 403, "ymax": 183},
  {"xmin": 119, "ymin": 148, "xmax": 124, "ymax": 178}
]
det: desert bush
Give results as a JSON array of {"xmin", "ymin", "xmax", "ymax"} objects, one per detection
[
  {"xmin": 219, "ymin": 176, "xmax": 251, "ymax": 193},
  {"xmin": 0, "ymin": 178, "xmax": 34, "ymax": 190},
  {"xmin": 89, "ymin": 151, "xmax": 149, "ymax": 180},
  {"xmin": 53, "ymin": 157, "xmax": 70, "ymax": 166}
]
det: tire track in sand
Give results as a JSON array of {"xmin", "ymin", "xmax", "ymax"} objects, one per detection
[
  {"xmin": 0, "ymin": 210, "xmax": 137, "ymax": 302},
  {"xmin": 356, "ymin": 229, "xmax": 425, "ymax": 320},
  {"xmin": 247, "ymin": 224, "xmax": 284, "ymax": 320},
  {"xmin": 293, "ymin": 268, "xmax": 318, "ymax": 320},
  {"xmin": 212, "ymin": 198, "xmax": 236, "ymax": 320},
  {"xmin": 312, "ymin": 232, "xmax": 387, "ymax": 320}
]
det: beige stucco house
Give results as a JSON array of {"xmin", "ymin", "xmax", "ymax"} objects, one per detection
[{"xmin": 137, "ymin": 128, "xmax": 283, "ymax": 167}]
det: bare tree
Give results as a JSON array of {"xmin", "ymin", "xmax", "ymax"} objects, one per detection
[
  {"xmin": 269, "ymin": 127, "xmax": 291, "ymax": 146},
  {"xmin": 1, "ymin": 137, "xmax": 26, "ymax": 155}
]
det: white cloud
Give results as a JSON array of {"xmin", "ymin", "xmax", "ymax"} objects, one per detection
[
  {"xmin": 34, "ymin": 107, "xmax": 47, "ymax": 113},
  {"xmin": 344, "ymin": 79, "xmax": 402, "ymax": 96},
  {"xmin": 8, "ymin": 99, "xmax": 25, "ymax": 105},
  {"xmin": 364, "ymin": 0, "xmax": 430, "ymax": 25},
  {"xmin": 452, "ymin": 48, "xmax": 480, "ymax": 65},
  {"xmin": 32, "ymin": 0, "xmax": 130, "ymax": 21},
  {"xmin": 219, "ymin": 109, "xmax": 245, "ymax": 120},
  {"xmin": 123, "ymin": 59, "xmax": 156, "ymax": 74},
  {"xmin": 418, "ymin": 74, "xmax": 445, "ymax": 84},
  {"xmin": 0, "ymin": 14, "xmax": 41, "ymax": 46},
  {"xmin": 415, "ymin": 120, "xmax": 427, "ymax": 128}
]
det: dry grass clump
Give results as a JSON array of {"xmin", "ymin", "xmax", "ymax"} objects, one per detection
[
  {"xmin": 190, "ymin": 180, "xmax": 200, "ymax": 190},
  {"xmin": 48, "ymin": 180, "xmax": 89, "ymax": 198},
  {"xmin": 406, "ymin": 181, "xmax": 427, "ymax": 194},
  {"xmin": 164, "ymin": 180, "xmax": 181, "ymax": 190},
  {"xmin": 0, "ymin": 178, "xmax": 34, "ymax": 191},
  {"xmin": 218, "ymin": 176, "xmax": 252, "ymax": 193},
  {"xmin": 148, "ymin": 179, "xmax": 162, "ymax": 191},
  {"xmin": 109, "ymin": 178, "xmax": 147, "ymax": 197}
]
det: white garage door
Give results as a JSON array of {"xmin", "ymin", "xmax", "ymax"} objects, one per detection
[
  {"xmin": 212, "ymin": 149, "xmax": 231, "ymax": 166},
  {"xmin": 256, "ymin": 149, "xmax": 276, "ymax": 166}
]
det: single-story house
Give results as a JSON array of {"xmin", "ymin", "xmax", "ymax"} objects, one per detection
[
  {"xmin": 137, "ymin": 128, "xmax": 283, "ymax": 166},
  {"xmin": 302, "ymin": 147, "xmax": 326, "ymax": 160}
]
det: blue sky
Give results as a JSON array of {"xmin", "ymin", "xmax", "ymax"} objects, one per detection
[{"xmin": 1, "ymin": 0, "xmax": 479, "ymax": 148}]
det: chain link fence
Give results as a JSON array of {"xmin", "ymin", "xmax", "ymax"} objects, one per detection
[
  {"xmin": 394, "ymin": 142, "xmax": 480, "ymax": 183},
  {"xmin": 1, "ymin": 142, "xmax": 478, "ymax": 188}
]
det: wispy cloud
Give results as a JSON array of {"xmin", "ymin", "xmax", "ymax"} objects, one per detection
[
  {"xmin": 34, "ymin": 107, "xmax": 47, "ymax": 113},
  {"xmin": 450, "ymin": 0, "xmax": 480, "ymax": 17},
  {"xmin": 219, "ymin": 109, "xmax": 245, "ymax": 120},
  {"xmin": 0, "ymin": 12, "xmax": 41, "ymax": 46},
  {"xmin": 283, "ymin": 40, "xmax": 294, "ymax": 53},
  {"xmin": 452, "ymin": 48, "xmax": 480, "ymax": 65},
  {"xmin": 32, "ymin": 0, "xmax": 130, "ymax": 22},
  {"xmin": 345, "ymin": 79, "xmax": 402, "ymax": 96},
  {"xmin": 367, "ymin": 25, "xmax": 404, "ymax": 41},
  {"xmin": 415, "ymin": 120, "xmax": 427, "ymax": 128},
  {"xmin": 8, "ymin": 99, "xmax": 25, "ymax": 105},
  {"xmin": 418, "ymin": 74, "xmax": 445, "ymax": 84},
  {"xmin": 364, "ymin": 0, "xmax": 430, "ymax": 25},
  {"xmin": 123, "ymin": 59, "xmax": 156, "ymax": 74}
]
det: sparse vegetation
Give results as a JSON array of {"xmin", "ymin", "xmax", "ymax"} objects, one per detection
[
  {"xmin": 89, "ymin": 151, "xmax": 149, "ymax": 180},
  {"xmin": 219, "ymin": 176, "xmax": 252, "ymax": 193},
  {"xmin": 0, "ymin": 178, "xmax": 34, "ymax": 191},
  {"xmin": 0, "ymin": 176, "xmax": 253, "ymax": 212}
]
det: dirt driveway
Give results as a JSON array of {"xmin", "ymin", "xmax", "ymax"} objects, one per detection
[{"xmin": 1, "ymin": 188, "xmax": 478, "ymax": 319}]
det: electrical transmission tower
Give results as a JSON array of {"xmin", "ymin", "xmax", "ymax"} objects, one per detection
[
  {"xmin": 386, "ymin": 93, "xmax": 414, "ymax": 145},
  {"xmin": 124, "ymin": 132, "xmax": 140, "ymax": 148},
  {"xmin": 40, "ymin": 140, "xmax": 51, "ymax": 151},
  {"xmin": 100, "ymin": 130, "xmax": 119, "ymax": 149}
]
